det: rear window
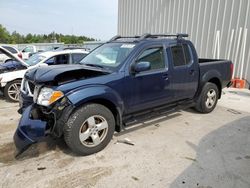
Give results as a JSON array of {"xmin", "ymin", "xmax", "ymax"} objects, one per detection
[
  {"xmin": 183, "ymin": 44, "xmax": 192, "ymax": 64},
  {"xmin": 171, "ymin": 44, "xmax": 192, "ymax": 67},
  {"xmin": 171, "ymin": 45, "xmax": 186, "ymax": 67},
  {"xmin": 2, "ymin": 46, "xmax": 18, "ymax": 54}
]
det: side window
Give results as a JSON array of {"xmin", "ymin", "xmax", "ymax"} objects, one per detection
[
  {"xmin": 72, "ymin": 53, "xmax": 87, "ymax": 63},
  {"xmin": 171, "ymin": 45, "xmax": 186, "ymax": 67},
  {"xmin": 136, "ymin": 47, "xmax": 165, "ymax": 71},
  {"xmin": 183, "ymin": 44, "xmax": 192, "ymax": 64},
  {"xmin": 45, "ymin": 54, "xmax": 69, "ymax": 65},
  {"xmin": 45, "ymin": 57, "xmax": 56, "ymax": 65},
  {"xmin": 55, "ymin": 54, "xmax": 69, "ymax": 64}
]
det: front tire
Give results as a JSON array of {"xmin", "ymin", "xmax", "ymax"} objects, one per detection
[
  {"xmin": 195, "ymin": 82, "xmax": 219, "ymax": 113},
  {"xmin": 64, "ymin": 103, "xmax": 115, "ymax": 155},
  {"xmin": 4, "ymin": 80, "xmax": 21, "ymax": 102}
]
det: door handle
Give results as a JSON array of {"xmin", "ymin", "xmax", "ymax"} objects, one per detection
[
  {"xmin": 162, "ymin": 73, "xmax": 169, "ymax": 80},
  {"xmin": 189, "ymin": 69, "xmax": 195, "ymax": 75}
]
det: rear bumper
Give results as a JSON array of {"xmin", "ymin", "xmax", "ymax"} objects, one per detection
[{"xmin": 14, "ymin": 105, "xmax": 47, "ymax": 153}]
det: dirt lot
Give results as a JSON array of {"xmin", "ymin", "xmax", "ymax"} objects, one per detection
[{"xmin": 0, "ymin": 88, "xmax": 250, "ymax": 188}]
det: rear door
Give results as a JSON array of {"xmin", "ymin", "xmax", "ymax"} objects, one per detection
[{"xmin": 169, "ymin": 43, "xmax": 199, "ymax": 100}]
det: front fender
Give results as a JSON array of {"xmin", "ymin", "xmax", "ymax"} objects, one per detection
[
  {"xmin": 66, "ymin": 85, "xmax": 124, "ymax": 113},
  {"xmin": 0, "ymin": 69, "xmax": 26, "ymax": 85}
]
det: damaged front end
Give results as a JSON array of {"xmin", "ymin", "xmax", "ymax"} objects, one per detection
[
  {"xmin": 14, "ymin": 105, "xmax": 47, "ymax": 155},
  {"xmin": 14, "ymin": 96, "xmax": 74, "ymax": 156}
]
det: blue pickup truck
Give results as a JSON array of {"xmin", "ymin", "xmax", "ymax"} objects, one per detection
[{"xmin": 14, "ymin": 34, "xmax": 233, "ymax": 155}]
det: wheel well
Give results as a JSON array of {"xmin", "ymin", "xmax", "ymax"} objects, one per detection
[
  {"xmin": 208, "ymin": 78, "xmax": 222, "ymax": 98},
  {"xmin": 4, "ymin": 78, "xmax": 22, "ymax": 89},
  {"xmin": 6, "ymin": 78, "xmax": 22, "ymax": 84},
  {"xmin": 87, "ymin": 99, "xmax": 122, "ymax": 132}
]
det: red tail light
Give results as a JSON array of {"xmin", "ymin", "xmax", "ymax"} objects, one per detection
[
  {"xmin": 18, "ymin": 52, "xmax": 22, "ymax": 59},
  {"xmin": 230, "ymin": 63, "xmax": 234, "ymax": 79}
]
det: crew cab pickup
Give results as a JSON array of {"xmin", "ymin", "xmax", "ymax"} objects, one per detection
[{"xmin": 14, "ymin": 33, "xmax": 233, "ymax": 155}]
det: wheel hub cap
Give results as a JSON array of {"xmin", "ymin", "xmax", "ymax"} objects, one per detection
[
  {"xmin": 206, "ymin": 89, "xmax": 216, "ymax": 108},
  {"xmin": 79, "ymin": 115, "xmax": 108, "ymax": 147}
]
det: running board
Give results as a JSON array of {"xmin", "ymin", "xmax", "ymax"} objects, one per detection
[{"xmin": 123, "ymin": 100, "xmax": 195, "ymax": 128}]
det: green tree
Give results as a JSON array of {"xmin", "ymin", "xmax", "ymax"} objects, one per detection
[
  {"xmin": 0, "ymin": 24, "xmax": 96, "ymax": 44},
  {"xmin": 0, "ymin": 24, "xmax": 11, "ymax": 43}
]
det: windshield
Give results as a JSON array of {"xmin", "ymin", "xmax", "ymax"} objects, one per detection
[
  {"xmin": 25, "ymin": 54, "xmax": 46, "ymax": 66},
  {"xmin": 80, "ymin": 43, "xmax": 135, "ymax": 70}
]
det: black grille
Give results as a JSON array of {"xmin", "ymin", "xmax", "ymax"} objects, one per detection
[{"xmin": 28, "ymin": 82, "xmax": 35, "ymax": 94}]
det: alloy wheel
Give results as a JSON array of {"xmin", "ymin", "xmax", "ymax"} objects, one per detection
[
  {"xmin": 205, "ymin": 89, "xmax": 216, "ymax": 108},
  {"xmin": 79, "ymin": 115, "xmax": 108, "ymax": 147},
  {"xmin": 8, "ymin": 82, "xmax": 21, "ymax": 101}
]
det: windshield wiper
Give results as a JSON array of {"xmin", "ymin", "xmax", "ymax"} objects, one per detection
[{"xmin": 84, "ymin": 63, "xmax": 104, "ymax": 69}]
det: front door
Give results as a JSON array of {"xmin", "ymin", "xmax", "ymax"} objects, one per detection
[{"xmin": 125, "ymin": 45, "xmax": 173, "ymax": 113}]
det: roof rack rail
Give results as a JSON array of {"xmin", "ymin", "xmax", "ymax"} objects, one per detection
[
  {"xmin": 108, "ymin": 33, "xmax": 189, "ymax": 42},
  {"xmin": 143, "ymin": 33, "xmax": 189, "ymax": 39},
  {"xmin": 63, "ymin": 47, "xmax": 90, "ymax": 50},
  {"xmin": 109, "ymin": 35, "xmax": 121, "ymax": 42},
  {"xmin": 109, "ymin": 35, "xmax": 141, "ymax": 42},
  {"xmin": 139, "ymin": 33, "xmax": 151, "ymax": 40}
]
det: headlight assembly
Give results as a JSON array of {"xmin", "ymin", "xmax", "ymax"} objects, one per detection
[{"xmin": 37, "ymin": 87, "xmax": 64, "ymax": 106}]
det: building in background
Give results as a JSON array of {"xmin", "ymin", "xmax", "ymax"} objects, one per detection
[{"xmin": 118, "ymin": 0, "xmax": 250, "ymax": 84}]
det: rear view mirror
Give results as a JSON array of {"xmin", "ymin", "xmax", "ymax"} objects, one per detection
[{"xmin": 132, "ymin": 61, "xmax": 151, "ymax": 73}]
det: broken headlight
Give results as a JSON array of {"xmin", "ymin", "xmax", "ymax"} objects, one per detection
[{"xmin": 37, "ymin": 87, "xmax": 64, "ymax": 106}]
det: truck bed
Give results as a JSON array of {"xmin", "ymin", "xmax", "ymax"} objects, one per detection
[
  {"xmin": 199, "ymin": 58, "xmax": 228, "ymax": 63},
  {"xmin": 198, "ymin": 58, "xmax": 232, "ymax": 88}
]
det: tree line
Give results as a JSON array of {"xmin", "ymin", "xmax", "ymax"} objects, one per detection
[{"xmin": 0, "ymin": 24, "xmax": 96, "ymax": 44}]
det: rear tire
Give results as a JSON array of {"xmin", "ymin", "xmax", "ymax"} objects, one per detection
[
  {"xmin": 4, "ymin": 80, "xmax": 21, "ymax": 102},
  {"xmin": 64, "ymin": 103, "xmax": 115, "ymax": 155},
  {"xmin": 195, "ymin": 82, "xmax": 219, "ymax": 113}
]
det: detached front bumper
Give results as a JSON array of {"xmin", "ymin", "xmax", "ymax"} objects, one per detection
[
  {"xmin": 18, "ymin": 91, "xmax": 33, "ymax": 114},
  {"xmin": 14, "ymin": 105, "xmax": 47, "ymax": 153}
]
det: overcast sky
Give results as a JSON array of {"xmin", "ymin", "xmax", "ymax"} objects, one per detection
[{"xmin": 0, "ymin": 0, "xmax": 118, "ymax": 40}]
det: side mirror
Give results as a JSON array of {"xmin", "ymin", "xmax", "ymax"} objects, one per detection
[
  {"xmin": 132, "ymin": 61, "xmax": 151, "ymax": 73},
  {"xmin": 38, "ymin": 63, "xmax": 48, "ymax": 67}
]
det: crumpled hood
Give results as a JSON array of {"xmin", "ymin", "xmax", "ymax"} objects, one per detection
[{"xmin": 24, "ymin": 64, "xmax": 110, "ymax": 84}]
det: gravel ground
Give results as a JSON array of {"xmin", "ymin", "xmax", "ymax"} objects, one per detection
[{"xmin": 0, "ymin": 88, "xmax": 249, "ymax": 188}]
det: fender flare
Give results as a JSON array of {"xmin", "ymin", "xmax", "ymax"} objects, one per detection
[
  {"xmin": 66, "ymin": 85, "xmax": 124, "ymax": 131},
  {"xmin": 195, "ymin": 70, "xmax": 222, "ymax": 100}
]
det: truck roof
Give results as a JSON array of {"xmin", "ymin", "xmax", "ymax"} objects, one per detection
[{"xmin": 108, "ymin": 33, "xmax": 189, "ymax": 43}]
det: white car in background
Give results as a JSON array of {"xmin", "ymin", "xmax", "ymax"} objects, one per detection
[
  {"xmin": 21, "ymin": 45, "xmax": 37, "ymax": 60},
  {"xmin": 0, "ymin": 46, "xmax": 23, "ymax": 63},
  {"xmin": 0, "ymin": 47, "xmax": 89, "ymax": 102}
]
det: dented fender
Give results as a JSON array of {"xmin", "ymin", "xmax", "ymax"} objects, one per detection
[{"xmin": 66, "ymin": 85, "xmax": 124, "ymax": 112}]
